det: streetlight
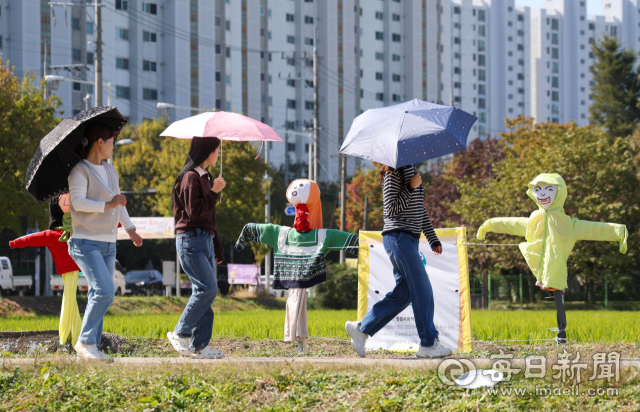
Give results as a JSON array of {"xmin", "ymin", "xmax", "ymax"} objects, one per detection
[
  {"xmin": 45, "ymin": 75, "xmax": 112, "ymax": 106},
  {"xmin": 157, "ymin": 102, "xmax": 204, "ymax": 117},
  {"xmin": 109, "ymin": 138, "xmax": 133, "ymax": 164}
]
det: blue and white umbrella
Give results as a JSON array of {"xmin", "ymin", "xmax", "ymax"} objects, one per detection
[{"xmin": 339, "ymin": 99, "xmax": 477, "ymax": 168}]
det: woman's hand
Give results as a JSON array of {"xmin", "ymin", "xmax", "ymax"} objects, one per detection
[
  {"xmin": 212, "ymin": 176, "xmax": 226, "ymax": 193},
  {"xmin": 215, "ymin": 257, "xmax": 224, "ymax": 264},
  {"xmin": 105, "ymin": 194, "xmax": 127, "ymax": 210},
  {"xmin": 128, "ymin": 229, "xmax": 143, "ymax": 247},
  {"xmin": 410, "ymin": 173, "xmax": 422, "ymax": 189},
  {"xmin": 432, "ymin": 245, "xmax": 443, "ymax": 256}
]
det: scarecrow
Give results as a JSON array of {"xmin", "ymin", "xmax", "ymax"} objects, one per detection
[
  {"xmin": 9, "ymin": 194, "xmax": 83, "ymax": 346},
  {"xmin": 235, "ymin": 179, "xmax": 359, "ymax": 351},
  {"xmin": 477, "ymin": 173, "xmax": 628, "ymax": 343}
]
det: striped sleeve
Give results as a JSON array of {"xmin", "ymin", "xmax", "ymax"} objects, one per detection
[
  {"xmin": 422, "ymin": 206, "xmax": 441, "ymax": 249},
  {"xmin": 383, "ymin": 168, "xmax": 414, "ymax": 217}
]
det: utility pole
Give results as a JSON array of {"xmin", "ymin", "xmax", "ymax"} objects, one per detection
[
  {"xmin": 43, "ymin": 39, "xmax": 48, "ymax": 100},
  {"xmin": 284, "ymin": 108, "xmax": 289, "ymax": 186},
  {"xmin": 339, "ymin": 155, "xmax": 346, "ymax": 264},
  {"xmin": 94, "ymin": 0, "xmax": 103, "ymax": 106},
  {"xmin": 264, "ymin": 141, "xmax": 272, "ymax": 291},
  {"xmin": 363, "ymin": 196, "xmax": 368, "ymax": 231},
  {"xmin": 313, "ymin": 25, "xmax": 319, "ymax": 182}
]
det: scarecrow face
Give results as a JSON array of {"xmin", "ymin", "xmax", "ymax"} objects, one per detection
[
  {"xmin": 533, "ymin": 184, "xmax": 558, "ymax": 209},
  {"xmin": 287, "ymin": 179, "xmax": 311, "ymax": 205}
]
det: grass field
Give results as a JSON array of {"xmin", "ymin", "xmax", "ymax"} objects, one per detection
[{"xmin": 3, "ymin": 309, "xmax": 640, "ymax": 343}]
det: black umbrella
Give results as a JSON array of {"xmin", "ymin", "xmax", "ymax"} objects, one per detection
[{"xmin": 25, "ymin": 106, "xmax": 128, "ymax": 204}]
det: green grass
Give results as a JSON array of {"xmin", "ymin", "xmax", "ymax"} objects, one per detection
[
  {"xmin": 0, "ymin": 310, "xmax": 356, "ymax": 340},
  {"xmin": 3, "ymin": 309, "xmax": 640, "ymax": 343}
]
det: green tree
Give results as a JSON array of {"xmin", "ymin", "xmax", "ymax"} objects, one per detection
[
  {"xmin": 451, "ymin": 119, "xmax": 640, "ymax": 303},
  {"xmin": 589, "ymin": 34, "xmax": 640, "ymax": 137},
  {"xmin": 0, "ymin": 59, "xmax": 61, "ymax": 234}
]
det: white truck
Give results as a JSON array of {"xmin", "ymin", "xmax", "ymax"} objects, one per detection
[
  {"xmin": 0, "ymin": 257, "xmax": 33, "ymax": 296},
  {"xmin": 50, "ymin": 260, "xmax": 126, "ymax": 296}
]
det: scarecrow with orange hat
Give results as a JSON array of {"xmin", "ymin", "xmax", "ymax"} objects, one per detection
[{"xmin": 235, "ymin": 179, "xmax": 358, "ymax": 351}]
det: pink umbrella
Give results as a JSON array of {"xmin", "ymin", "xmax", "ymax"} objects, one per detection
[{"xmin": 160, "ymin": 111, "xmax": 283, "ymax": 176}]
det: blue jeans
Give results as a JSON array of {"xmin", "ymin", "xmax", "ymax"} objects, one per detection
[
  {"xmin": 68, "ymin": 238, "xmax": 116, "ymax": 346},
  {"xmin": 175, "ymin": 229, "xmax": 219, "ymax": 351},
  {"xmin": 359, "ymin": 231, "xmax": 439, "ymax": 347}
]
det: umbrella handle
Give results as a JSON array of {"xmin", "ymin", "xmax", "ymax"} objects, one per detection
[{"xmin": 219, "ymin": 141, "xmax": 222, "ymax": 204}]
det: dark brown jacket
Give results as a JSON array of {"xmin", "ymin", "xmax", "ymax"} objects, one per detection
[{"xmin": 173, "ymin": 169, "xmax": 224, "ymax": 262}]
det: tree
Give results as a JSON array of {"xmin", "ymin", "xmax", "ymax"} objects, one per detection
[
  {"xmin": 0, "ymin": 59, "xmax": 61, "ymax": 234},
  {"xmin": 335, "ymin": 163, "xmax": 384, "ymax": 233},
  {"xmin": 589, "ymin": 34, "xmax": 640, "ymax": 137},
  {"xmin": 451, "ymin": 119, "xmax": 640, "ymax": 303}
]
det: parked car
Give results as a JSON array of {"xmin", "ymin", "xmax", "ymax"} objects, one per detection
[
  {"xmin": 51, "ymin": 260, "xmax": 126, "ymax": 296},
  {"xmin": 0, "ymin": 257, "xmax": 33, "ymax": 296},
  {"xmin": 125, "ymin": 270, "xmax": 164, "ymax": 296}
]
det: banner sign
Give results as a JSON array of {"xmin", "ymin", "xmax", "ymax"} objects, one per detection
[
  {"xmin": 228, "ymin": 264, "xmax": 261, "ymax": 285},
  {"xmin": 117, "ymin": 217, "xmax": 175, "ymax": 240},
  {"xmin": 358, "ymin": 228, "xmax": 472, "ymax": 353}
]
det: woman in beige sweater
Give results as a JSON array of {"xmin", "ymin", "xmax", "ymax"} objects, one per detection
[{"xmin": 68, "ymin": 122, "xmax": 143, "ymax": 360}]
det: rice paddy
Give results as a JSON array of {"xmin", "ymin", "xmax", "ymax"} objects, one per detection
[{"xmin": 2, "ymin": 309, "xmax": 640, "ymax": 343}]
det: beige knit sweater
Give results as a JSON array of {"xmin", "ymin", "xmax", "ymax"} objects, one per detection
[{"xmin": 68, "ymin": 160, "xmax": 135, "ymax": 242}]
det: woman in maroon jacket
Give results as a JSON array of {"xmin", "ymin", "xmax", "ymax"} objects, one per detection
[{"xmin": 167, "ymin": 136, "xmax": 226, "ymax": 359}]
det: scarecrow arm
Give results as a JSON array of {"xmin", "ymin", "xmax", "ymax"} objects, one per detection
[
  {"xmin": 572, "ymin": 219, "xmax": 628, "ymax": 254},
  {"xmin": 477, "ymin": 218, "xmax": 528, "ymax": 240},
  {"xmin": 325, "ymin": 230, "xmax": 360, "ymax": 255},
  {"xmin": 422, "ymin": 207, "xmax": 441, "ymax": 250},
  {"xmin": 9, "ymin": 231, "xmax": 51, "ymax": 249},
  {"xmin": 234, "ymin": 223, "xmax": 281, "ymax": 252},
  {"xmin": 382, "ymin": 169, "xmax": 414, "ymax": 217}
]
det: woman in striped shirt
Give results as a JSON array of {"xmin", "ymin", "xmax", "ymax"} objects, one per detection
[{"xmin": 345, "ymin": 164, "xmax": 452, "ymax": 358}]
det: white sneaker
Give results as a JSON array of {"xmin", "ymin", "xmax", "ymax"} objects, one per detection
[
  {"xmin": 167, "ymin": 332, "xmax": 192, "ymax": 356},
  {"xmin": 74, "ymin": 341, "xmax": 110, "ymax": 361},
  {"xmin": 191, "ymin": 346, "xmax": 224, "ymax": 359},
  {"xmin": 416, "ymin": 338, "xmax": 453, "ymax": 359},
  {"xmin": 345, "ymin": 321, "xmax": 368, "ymax": 358}
]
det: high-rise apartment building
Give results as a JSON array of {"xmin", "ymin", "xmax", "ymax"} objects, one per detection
[{"xmin": 2, "ymin": 0, "xmax": 639, "ymax": 181}]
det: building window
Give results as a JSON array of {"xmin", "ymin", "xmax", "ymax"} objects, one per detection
[
  {"xmin": 287, "ymin": 99, "xmax": 296, "ymax": 109},
  {"xmin": 454, "ymin": 37, "xmax": 460, "ymax": 44},
  {"xmin": 518, "ymin": 73, "xmax": 525, "ymax": 80},
  {"xmin": 392, "ymin": 74, "xmax": 401, "ymax": 82},
  {"xmin": 116, "ymin": 86, "xmax": 130, "ymax": 99},
  {"xmin": 518, "ymin": 88, "xmax": 524, "ymax": 94},
  {"xmin": 72, "ymin": 48, "xmax": 82, "ymax": 62},
  {"xmin": 392, "ymin": 94, "xmax": 402, "ymax": 102},
  {"xmin": 478, "ymin": 111, "xmax": 486, "ymax": 122},
  {"xmin": 305, "ymin": 15, "xmax": 314, "ymax": 24},
  {"xmin": 392, "ymin": 33, "xmax": 401, "ymax": 42},
  {"xmin": 453, "ymin": 6, "xmax": 461, "ymax": 14},
  {"xmin": 517, "ymin": 44, "xmax": 524, "ymax": 51},
  {"xmin": 225, "ymin": 20, "xmax": 230, "ymax": 31},
  {"xmin": 518, "ymin": 58, "xmax": 524, "ymax": 66},
  {"xmin": 215, "ymin": 44, "xmax": 221, "ymax": 54},
  {"xmin": 86, "ymin": 22, "xmax": 94, "ymax": 34},
  {"xmin": 226, "ymin": 75, "xmax": 231, "ymax": 84},
  {"xmin": 115, "ymin": 0, "xmax": 128, "ymax": 10},
  {"xmin": 142, "ymin": 60, "xmax": 157, "ymax": 72},
  {"xmin": 551, "ymin": 19, "xmax": 559, "ymax": 30},
  {"xmin": 305, "ymin": 37, "xmax": 314, "ymax": 46},
  {"xmin": 552, "ymin": 91, "xmax": 559, "ymax": 101},
  {"xmin": 376, "ymin": 93, "xmax": 384, "ymax": 101},
  {"xmin": 478, "ymin": 70, "xmax": 486, "ymax": 81},
  {"xmin": 215, "ymin": 16, "xmax": 221, "ymax": 26},
  {"xmin": 142, "ymin": 31, "xmax": 157, "ymax": 42},
  {"xmin": 216, "ymin": 99, "xmax": 221, "ymax": 110},
  {"xmin": 215, "ymin": 71, "xmax": 221, "ymax": 82},
  {"xmin": 73, "ymin": 82, "xmax": 82, "ymax": 91},
  {"xmin": 305, "ymin": 101, "xmax": 314, "ymax": 110},
  {"xmin": 375, "ymin": 11, "xmax": 383, "ymax": 20},
  {"xmin": 478, "ymin": 25, "xmax": 485, "ymax": 36},
  {"xmin": 375, "ymin": 52, "xmax": 384, "ymax": 60},
  {"xmin": 226, "ymin": 47, "xmax": 231, "ymax": 58},
  {"xmin": 454, "ymin": 82, "xmax": 461, "ymax": 89},
  {"xmin": 551, "ymin": 33, "xmax": 559, "ymax": 45},
  {"xmin": 551, "ymin": 48, "xmax": 559, "ymax": 59},
  {"xmin": 286, "ymin": 79, "xmax": 296, "ymax": 87},
  {"xmin": 518, "ymin": 14, "xmax": 524, "ymax": 21},
  {"xmin": 0, "ymin": 36, "xmax": 3, "ymax": 49},
  {"xmin": 478, "ymin": 84, "xmax": 486, "ymax": 95},
  {"xmin": 286, "ymin": 35, "xmax": 295, "ymax": 44},
  {"xmin": 116, "ymin": 57, "xmax": 129, "ymax": 69},
  {"xmin": 479, "ymin": 98, "xmax": 486, "ymax": 109},
  {"xmin": 286, "ymin": 13, "xmax": 294, "ymax": 22},
  {"xmin": 478, "ymin": 10, "xmax": 485, "ymax": 21},
  {"xmin": 376, "ymin": 72, "xmax": 383, "ymax": 80},
  {"xmin": 141, "ymin": 2, "xmax": 157, "ymax": 15},
  {"xmin": 552, "ymin": 62, "xmax": 559, "ymax": 73},
  {"xmin": 392, "ymin": 54, "xmax": 401, "ymax": 61},
  {"xmin": 611, "ymin": 26, "xmax": 617, "ymax": 36},
  {"xmin": 86, "ymin": 52, "xmax": 94, "ymax": 65},
  {"xmin": 143, "ymin": 88, "xmax": 158, "ymax": 100},
  {"xmin": 72, "ymin": 17, "xmax": 81, "ymax": 30},
  {"xmin": 392, "ymin": 14, "xmax": 400, "ymax": 21},
  {"xmin": 478, "ymin": 55, "xmax": 486, "ymax": 66},
  {"xmin": 288, "ymin": 143, "xmax": 296, "ymax": 152},
  {"xmin": 116, "ymin": 28, "xmax": 129, "ymax": 40},
  {"xmin": 552, "ymin": 77, "xmax": 559, "ymax": 88},
  {"xmin": 375, "ymin": 31, "xmax": 384, "ymax": 40},
  {"xmin": 478, "ymin": 40, "xmax": 485, "ymax": 51},
  {"xmin": 454, "ymin": 67, "xmax": 461, "ymax": 74}
]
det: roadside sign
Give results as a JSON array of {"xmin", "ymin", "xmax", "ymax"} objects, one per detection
[
  {"xmin": 285, "ymin": 204, "xmax": 296, "ymax": 216},
  {"xmin": 228, "ymin": 264, "xmax": 261, "ymax": 285},
  {"xmin": 27, "ymin": 228, "xmax": 37, "ymax": 235}
]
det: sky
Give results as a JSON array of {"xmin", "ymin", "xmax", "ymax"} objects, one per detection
[{"xmin": 515, "ymin": 0, "xmax": 602, "ymax": 16}]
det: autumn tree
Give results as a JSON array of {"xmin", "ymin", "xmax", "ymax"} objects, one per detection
[{"xmin": 335, "ymin": 164, "xmax": 384, "ymax": 233}]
